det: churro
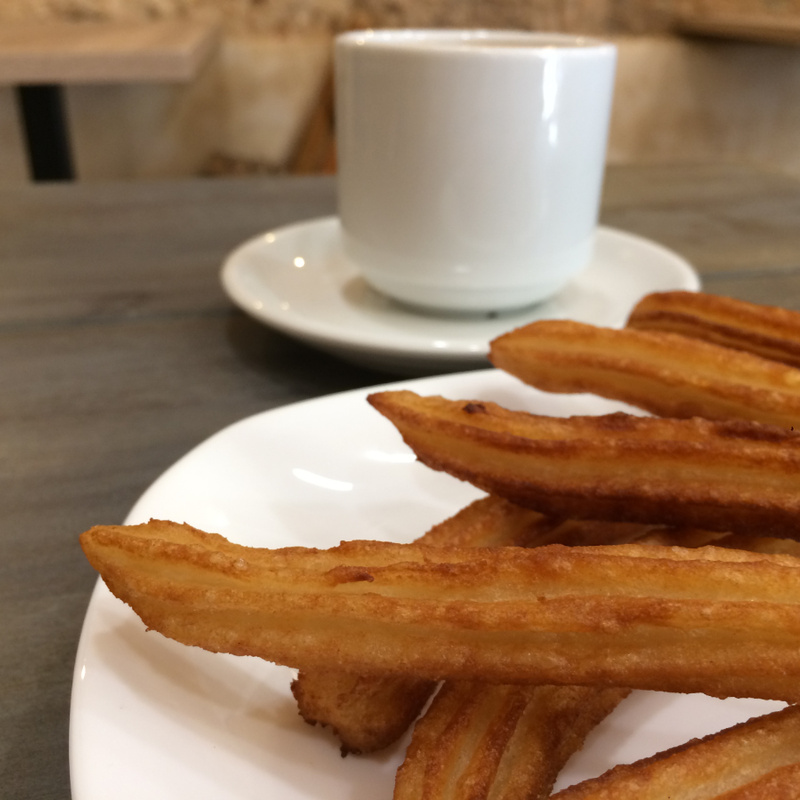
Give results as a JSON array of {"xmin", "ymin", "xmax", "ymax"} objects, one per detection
[
  {"xmin": 627, "ymin": 291, "xmax": 800, "ymax": 369},
  {"xmin": 368, "ymin": 390, "xmax": 800, "ymax": 537},
  {"xmin": 80, "ymin": 520, "xmax": 800, "ymax": 702},
  {"xmin": 290, "ymin": 670, "xmax": 434, "ymax": 756},
  {"xmin": 551, "ymin": 704, "xmax": 800, "ymax": 800},
  {"xmin": 394, "ymin": 682, "xmax": 628, "ymax": 800},
  {"xmin": 488, "ymin": 319, "xmax": 800, "ymax": 426}
]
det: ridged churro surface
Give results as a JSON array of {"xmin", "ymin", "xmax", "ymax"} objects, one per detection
[
  {"xmin": 81, "ymin": 520, "xmax": 800, "ymax": 702},
  {"xmin": 627, "ymin": 291, "xmax": 800, "ymax": 368},
  {"xmin": 489, "ymin": 319, "xmax": 800, "ymax": 426},
  {"xmin": 368, "ymin": 390, "xmax": 800, "ymax": 537},
  {"xmin": 551, "ymin": 704, "xmax": 800, "ymax": 800},
  {"xmin": 394, "ymin": 681, "xmax": 628, "ymax": 800}
]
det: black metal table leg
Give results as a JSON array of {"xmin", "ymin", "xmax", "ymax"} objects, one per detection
[{"xmin": 15, "ymin": 84, "xmax": 75, "ymax": 181}]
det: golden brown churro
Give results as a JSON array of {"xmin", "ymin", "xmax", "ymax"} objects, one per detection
[
  {"xmin": 627, "ymin": 291, "xmax": 800, "ymax": 369},
  {"xmin": 81, "ymin": 520, "xmax": 800, "ymax": 702},
  {"xmin": 368, "ymin": 390, "xmax": 800, "ymax": 537},
  {"xmin": 394, "ymin": 682, "xmax": 628, "ymax": 800},
  {"xmin": 550, "ymin": 704, "xmax": 800, "ymax": 800},
  {"xmin": 290, "ymin": 671, "xmax": 433, "ymax": 756},
  {"xmin": 488, "ymin": 319, "xmax": 800, "ymax": 426}
]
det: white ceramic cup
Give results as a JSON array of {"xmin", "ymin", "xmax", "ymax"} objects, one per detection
[{"xmin": 334, "ymin": 29, "xmax": 617, "ymax": 314}]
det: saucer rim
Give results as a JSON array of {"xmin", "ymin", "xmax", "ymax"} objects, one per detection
[{"xmin": 220, "ymin": 216, "xmax": 700, "ymax": 368}]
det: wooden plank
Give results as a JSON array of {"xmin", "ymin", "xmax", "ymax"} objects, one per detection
[
  {"xmin": 676, "ymin": 10, "xmax": 800, "ymax": 45},
  {"xmin": 0, "ymin": 18, "xmax": 220, "ymax": 85}
]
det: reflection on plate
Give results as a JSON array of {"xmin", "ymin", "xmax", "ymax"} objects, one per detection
[
  {"xmin": 70, "ymin": 370, "xmax": 780, "ymax": 800},
  {"xmin": 220, "ymin": 217, "xmax": 700, "ymax": 375}
]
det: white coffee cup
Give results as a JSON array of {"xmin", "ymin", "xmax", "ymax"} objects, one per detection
[{"xmin": 334, "ymin": 29, "xmax": 617, "ymax": 315}]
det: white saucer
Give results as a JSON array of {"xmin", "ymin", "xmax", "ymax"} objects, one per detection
[{"xmin": 220, "ymin": 216, "xmax": 700, "ymax": 375}]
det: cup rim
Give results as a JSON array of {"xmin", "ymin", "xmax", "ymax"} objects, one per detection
[{"xmin": 336, "ymin": 28, "xmax": 616, "ymax": 54}]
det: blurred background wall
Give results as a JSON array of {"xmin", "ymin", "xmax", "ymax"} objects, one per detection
[{"xmin": 1, "ymin": 0, "xmax": 800, "ymax": 183}]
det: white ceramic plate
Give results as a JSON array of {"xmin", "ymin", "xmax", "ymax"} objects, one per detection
[
  {"xmin": 220, "ymin": 217, "xmax": 700, "ymax": 375},
  {"xmin": 70, "ymin": 370, "xmax": 780, "ymax": 799}
]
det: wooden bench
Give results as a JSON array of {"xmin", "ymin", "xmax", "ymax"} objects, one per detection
[{"xmin": 0, "ymin": 18, "xmax": 220, "ymax": 181}]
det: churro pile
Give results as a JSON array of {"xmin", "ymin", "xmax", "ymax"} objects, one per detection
[{"xmin": 81, "ymin": 291, "xmax": 800, "ymax": 799}]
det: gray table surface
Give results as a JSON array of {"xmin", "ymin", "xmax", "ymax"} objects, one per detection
[{"xmin": 3, "ymin": 162, "xmax": 800, "ymax": 798}]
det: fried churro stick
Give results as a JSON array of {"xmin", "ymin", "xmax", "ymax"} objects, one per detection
[
  {"xmin": 627, "ymin": 291, "xmax": 800, "ymax": 369},
  {"xmin": 81, "ymin": 520, "xmax": 800, "ymax": 702},
  {"xmin": 292, "ymin": 498, "xmax": 661, "ymax": 754},
  {"xmin": 394, "ymin": 682, "xmax": 629, "ymax": 800},
  {"xmin": 550, "ymin": 704, "xmax": 800, "ymax": 800},
  {"xmin": 368, "ymin": 390, "xmax": 800, "ymax": 537},
  {"xmin": 488, "ymin": 319, "xmax": 800, "ymax": 426},
  {"xmin": 291, "ymin": 671, "xmax": 433, "ymax": 756}
]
